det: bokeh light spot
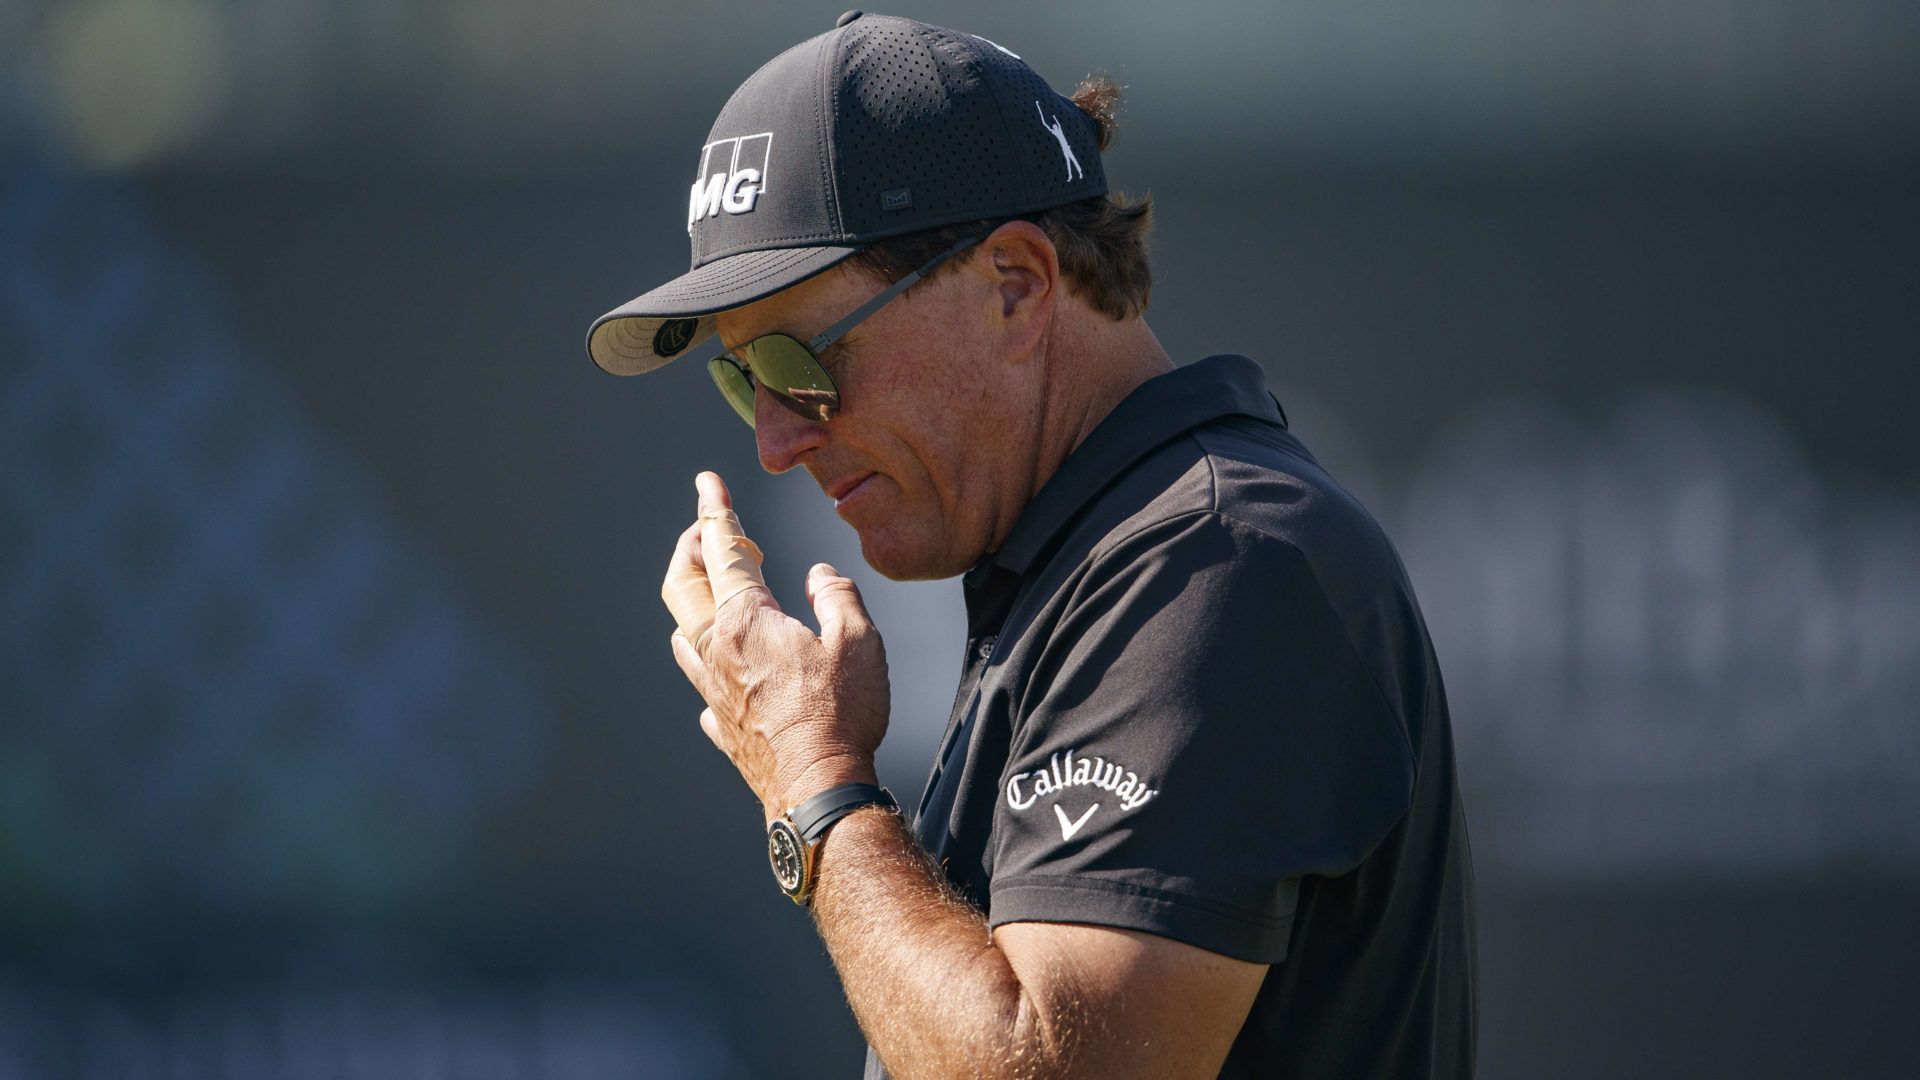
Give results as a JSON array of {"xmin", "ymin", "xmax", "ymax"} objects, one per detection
[{"xmin": 39, "ymin": 0, "xmax": 233, "ymax": 171}]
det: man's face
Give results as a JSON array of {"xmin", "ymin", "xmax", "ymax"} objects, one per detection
[{"xmin": 714, "ymin": 255, "xmax": 1037, "ymax": 581}]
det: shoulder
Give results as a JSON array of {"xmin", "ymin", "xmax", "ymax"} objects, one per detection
[
  {"xmin": 1039, "ymin": 416, "xmax": 1429, "ymax": 737},
  {"xmin": 1079, "ymin": 415, "xmax": 1406, "ymax": 606}
]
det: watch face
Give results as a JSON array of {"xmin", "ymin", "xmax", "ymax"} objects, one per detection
[{"xmin": 767, "ymin": 819, "xmax": 807, "ymax": 898}]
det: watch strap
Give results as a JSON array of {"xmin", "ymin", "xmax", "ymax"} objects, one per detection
[{"xmin": 789, "ymin": 783, "xmax": 897, "ymax": 844}]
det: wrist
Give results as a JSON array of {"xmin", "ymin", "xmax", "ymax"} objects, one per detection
[
  {"xmin": 767, "ymin": 752, "xmax": 879, "ymax": 823},
  {"xmin": 764, "ymin": 781, "xmax": 898, "ymax": 906}
]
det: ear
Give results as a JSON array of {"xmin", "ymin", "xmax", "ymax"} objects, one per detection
[{"xmin": 974, "ymin": 219, "xmax": 1058, "ymax": 360}]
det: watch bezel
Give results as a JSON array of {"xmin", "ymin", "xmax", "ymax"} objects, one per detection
[{"xmin": 766, "ymin": 817, "xmax": 812, "ymax": 903}]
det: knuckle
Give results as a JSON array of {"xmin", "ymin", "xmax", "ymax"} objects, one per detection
[
  {"xmin": 836, "ymin": 617, "xmax": 879, "ymax": 650},
  {"xmin": 710, "ymin": 600, "xmax": 753, "ymax": 643}
]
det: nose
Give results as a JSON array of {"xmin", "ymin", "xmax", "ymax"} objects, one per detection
[{"xmin": 754, "ymin": 382, "xmax": 830, "ymax": 474}]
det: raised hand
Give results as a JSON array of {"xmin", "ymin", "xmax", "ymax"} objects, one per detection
[{"xmin": 663, "ymin": 472, "xmax": 890, "ymax": 822}]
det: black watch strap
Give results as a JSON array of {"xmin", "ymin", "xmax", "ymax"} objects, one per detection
[{"xmin": 789, "ymin": 783, "xmax": 897, "ymax": 844}]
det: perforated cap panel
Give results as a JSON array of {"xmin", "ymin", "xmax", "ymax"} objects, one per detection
[{"xmin": 833, "ymin": 21, "xmax": 1103, "ymax": 237}]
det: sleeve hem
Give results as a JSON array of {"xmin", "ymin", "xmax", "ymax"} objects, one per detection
[{"xmin": 987, "ymin": 876, "xmax": 1295, "ymax": 964}]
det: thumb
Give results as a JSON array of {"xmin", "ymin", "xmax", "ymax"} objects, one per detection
[{"xmin": 807, "ymin": 563, "xmax": 876, "ymax": 649}]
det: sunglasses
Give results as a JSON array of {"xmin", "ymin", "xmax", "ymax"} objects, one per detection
[{"xmin": 704, "ymin": 234, "xmax": 983, "ymax": 427}]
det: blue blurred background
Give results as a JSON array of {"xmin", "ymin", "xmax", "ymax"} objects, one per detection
[{"xmin": 2, "ymin": 1, "xmax": 1917, "ymax": 1076}]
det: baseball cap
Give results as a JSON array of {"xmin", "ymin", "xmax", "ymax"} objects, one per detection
[{"xmin": 585, "ymin": 11, "xmax": 1108, "ymax": 376}]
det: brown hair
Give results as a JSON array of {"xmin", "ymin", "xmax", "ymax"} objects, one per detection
[{"xmin": 848, "ymin": 73, "xmax": 1154, "ymax": 321}]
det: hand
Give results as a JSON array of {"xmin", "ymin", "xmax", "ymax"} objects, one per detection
[{"xmin": 664, "ymin": 472, "xmax": 889, "ymax": 821}]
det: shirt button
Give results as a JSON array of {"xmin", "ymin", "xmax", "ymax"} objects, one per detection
[{"xmin": 976, "ymin": 636, "xmax": 996, "ymax": 661}]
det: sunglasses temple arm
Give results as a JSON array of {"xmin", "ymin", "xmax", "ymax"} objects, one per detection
[{"xmin": 806, "ymin": 235, "xmax": 982, "ymax": 354}]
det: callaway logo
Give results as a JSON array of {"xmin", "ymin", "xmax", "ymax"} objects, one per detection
[
  {"xmin": 1035, "ymin": 103, "xmax": 1083, "ymax": 183},
  {"xmin": 688, "ymin": 132, "xmax": 772, "ymax": 234},
  {"xmin": 1054, "ymin": 803, "xmax": 1098, "ymax": 840},
  {"xmin": 1006, "ymin": 747, "xmax": 1159, "ymax": 842}
]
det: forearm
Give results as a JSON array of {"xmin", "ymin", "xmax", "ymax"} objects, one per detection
[{"xmin": 811, "ymin": 807, "xmax": 1081, "ymax": 1080}]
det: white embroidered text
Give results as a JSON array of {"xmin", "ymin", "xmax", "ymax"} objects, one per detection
[{"xmin": 1005, "ymin": 747, "xmax": 1158, "ymax": 813}]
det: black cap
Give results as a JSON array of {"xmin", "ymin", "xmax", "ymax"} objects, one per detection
[{"xmin": 586, "ymin": 14, "xmax": 1108, "ymax": 376}]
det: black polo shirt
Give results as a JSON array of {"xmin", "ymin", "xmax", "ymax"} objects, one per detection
[{"xmin": 861, "ymin": 355, "xmax": 1477, "ymax": 1079}]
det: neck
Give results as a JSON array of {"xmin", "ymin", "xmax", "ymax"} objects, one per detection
[{"xmin": 1027, "ymin": 307, "xmax": 1176, "ymax": 508}]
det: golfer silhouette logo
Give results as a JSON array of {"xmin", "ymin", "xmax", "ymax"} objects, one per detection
[{"xmin": 1035, "ymin": 102, "xmax": 1084, "ymax": 182}]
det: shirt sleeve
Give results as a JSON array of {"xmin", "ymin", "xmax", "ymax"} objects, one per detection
[{"xmin": 985, "ymin": 510, "xmax": 1415, "ymax": 964}]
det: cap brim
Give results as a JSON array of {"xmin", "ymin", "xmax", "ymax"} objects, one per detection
[{"xmin": 586, "ymin": 245, "xmax": 862, "ymax": 376}]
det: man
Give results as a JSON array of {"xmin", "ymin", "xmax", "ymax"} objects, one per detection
[{"xmin": 586, "ymin": 13, "xmax": 1476, "ymax": 1078}]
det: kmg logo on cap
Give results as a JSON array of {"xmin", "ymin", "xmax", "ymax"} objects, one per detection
[{"xmin": 688, "ymin": 133, "xmax": 773, "ymax": 234}]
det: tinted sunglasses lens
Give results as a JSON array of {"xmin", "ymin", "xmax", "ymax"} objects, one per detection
[
  {"xmin": 737, "ymin": 334, "xmax": 840, "ymax": 423},
  {"xmin": 707, "ymin": 357, "xmax": 758, "ymax": 426}
]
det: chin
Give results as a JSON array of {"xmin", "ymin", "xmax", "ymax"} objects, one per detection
[{"xmin": 855, "ymin": 528, "xmax": 967, "ymax": 582}]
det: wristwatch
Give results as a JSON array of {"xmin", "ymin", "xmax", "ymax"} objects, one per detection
[{"xmin": 766, "ymin": 783, "xmax": 898, "ymax": 905}]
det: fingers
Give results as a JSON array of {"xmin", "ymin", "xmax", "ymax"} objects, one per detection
[
  {"xmin": 662, "ymin": 519, "xmax": 717, "ymax": 645},
  {"xmin": 806, "ymin": 562, "xmax": 877, "ymax": 650},
  {"xmin": 697, "ymin": 477, "xmax": 771, "ymax": 616},
  {"xmin": 674, "ymin": 638, "xmax": 726, "ymax": 757},
  {"xmin": 695, "ymin": 470, "xmax": 733, "ymax": 515},
  {"xmin": 665, "ymin": 472, "xmax": 774, "ymax": 648},
  {"xmin": 670, "ymin": 627, "xmax": 710, "ymax": 694}
]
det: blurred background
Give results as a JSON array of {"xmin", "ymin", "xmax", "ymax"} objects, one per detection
[{"xmin": 2, "ymin": 1, "xmax": 1917, "ymax": 1076}]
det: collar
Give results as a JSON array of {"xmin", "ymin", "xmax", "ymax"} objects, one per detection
[{"xmin": 968, "ymin": 354, "xmax": 1285, "ymax": 586}]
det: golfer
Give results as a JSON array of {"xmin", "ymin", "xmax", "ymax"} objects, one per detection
[{"xmin": 588, "ymin": 13, "xmax": 1476, "ymax": 1078}]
